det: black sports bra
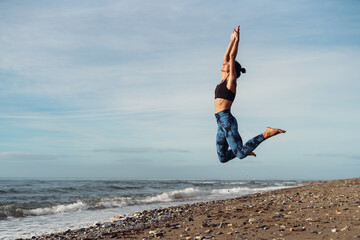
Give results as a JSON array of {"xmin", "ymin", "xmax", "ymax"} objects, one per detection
[{"xmin": 214, "ymin": 79, "xmax": 235, "ymax": 102}]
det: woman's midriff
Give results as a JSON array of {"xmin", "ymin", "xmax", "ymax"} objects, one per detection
[{"xmin": 215, "ymin": 98, "xmax": 233, "ymax": 114}]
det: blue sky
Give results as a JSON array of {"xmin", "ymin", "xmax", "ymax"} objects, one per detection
[{"xmin": 0, "ymin": 0, "xmax": 359, "ymax": 180}]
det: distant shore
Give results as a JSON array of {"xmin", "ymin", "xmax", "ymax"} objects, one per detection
[{"xmin": 29, "ymin": 178, "xmax": 360, "ymax": 240}]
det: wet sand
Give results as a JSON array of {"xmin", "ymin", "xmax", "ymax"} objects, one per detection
[{"xmin": 31, "ymin": 178, "xmax": 360, "ymax": 240}]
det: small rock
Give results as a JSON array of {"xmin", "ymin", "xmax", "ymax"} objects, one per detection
[
  {"xmin": 248, "ymin": 218, "xmax": 257, "ymax": 224},
  {"xmin": 171, "ymin": 224, "xmax": 180, "ymax": 229},
  {"xmin": 289, "ymin": 227, "xmax": 305, "ymax": 232},
  {"xmin": 341, "ymin": 226, "xmax": 348, "ymax": 231},
  {"xmin": 204, "ymin": 229, "xmax": 212, "ymax": 234},
  {"xmin": 185, "ymin": 227, "xmax": 190, "ymax": 231},
  {"xmin": 331, "ymin": 228, "xmax": 337, "ymax": 233},
  {"xmin": 218, "ymin": 222, "xmax": 226, "ymax": 228},
  {"xmin": 216, "ymin": 232, "xmax": 223, "ymax": 235},
  {"xmin": 353, "ymin": 235, "xmax": 360, "ymax": 238}
]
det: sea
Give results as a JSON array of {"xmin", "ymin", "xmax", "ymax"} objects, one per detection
[{"xmin": 0, "ymin": 179, "xmax": 301, "ymax": 239}]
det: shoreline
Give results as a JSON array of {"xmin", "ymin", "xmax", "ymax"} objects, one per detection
[{"xmin": 27, "ymin": 178, "xmax": 360, "ymax": 240}]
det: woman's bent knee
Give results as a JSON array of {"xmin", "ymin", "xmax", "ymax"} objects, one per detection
[{"xmin": 218, "ymin": 156, "xmax": 229, "ymax": 163}]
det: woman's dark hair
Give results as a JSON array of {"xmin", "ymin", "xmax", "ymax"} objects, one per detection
[{"xmin": 235, "ymin": 61, "xmax": 246, "ymax": 78}]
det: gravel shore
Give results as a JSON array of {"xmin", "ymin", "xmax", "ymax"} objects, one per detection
[{"xmin": 27, "ymin": 178, "xmax": 360, "ymax": 240}]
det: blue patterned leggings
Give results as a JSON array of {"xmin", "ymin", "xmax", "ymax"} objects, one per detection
[{"xmin": 215, "ymin": 110, "xmax": 265, "ymax": 163}]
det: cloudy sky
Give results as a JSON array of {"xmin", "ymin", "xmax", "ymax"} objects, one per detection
[{"xmin": 1, "ymin": 0, "xmax": 359, "ymax": 180}]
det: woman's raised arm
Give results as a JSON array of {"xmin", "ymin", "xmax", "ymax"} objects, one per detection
[
  {"xmin": 223, "ymin": 29, "xmax": 237, "ymax": 65},
  {"xmin": 229, "ymin": 26, "xmax": 240, "ymax": 81}
]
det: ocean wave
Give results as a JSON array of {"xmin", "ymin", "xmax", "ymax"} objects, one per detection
[
  {"xmin": 0, "ymin": 184, "xmax": 298, "ymax": 220},
  {"xmin": 25, "ymin": 201, "xmax": 88, "ymax": 216},
  {"xmin": 3, "ymin": 188, "xmax": 23, "ymax": 194},
  {"xmin": 142, "ymin": 187, "xmax": 208, "ymax": 203},
  {"xmin": 211, "ymin": 186, "xmax": 290, "ymax": 196},
  {"xmin": 190, "ymin": 181, "xmax": 217, "ymax": 184},
  {"xmin": 0, "ymin": 201, "xmax": 88, "ymax": 219},
  {"xmin": 0, "ymin": 205, "xmax": 26, "ymax": 219},
  {"xmin": 95, "ymin": 197, "xmax": 132, "ymax": 208}
]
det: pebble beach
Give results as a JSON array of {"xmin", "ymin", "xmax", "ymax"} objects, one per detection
[{"xmin": 26, "ymin": 178, "xmax": 360, "ymax": 240}]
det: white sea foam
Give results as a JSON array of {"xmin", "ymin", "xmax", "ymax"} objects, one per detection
[
  {"xmin": 97, "ymin": 196, "xmax": 132, "ymax": 208},
  {"xmin": 142, "ymin": 187, "xmax": 205, "ymax": 203},
  {"xmin": 142, "ymin": 186, "xmax": 289, "ymax": 204},
  {"xmin": 212, "ymin": 186, "xmax": 289, "ymax": 196},
  {"xmin": 219, "ymin": 181, "xmax": 247, "ymax": 185},
  {"xmin": 25, "ymin": 201, "xmax": 88, "ymax": 216}
]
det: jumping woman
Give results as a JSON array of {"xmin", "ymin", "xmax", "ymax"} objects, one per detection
[{"xmin": 215, "ymin": 25, "xmax": 286, "ymax": 163}]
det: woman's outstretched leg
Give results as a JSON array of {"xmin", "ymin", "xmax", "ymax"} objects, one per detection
[
  {"xmin": 219, "ymin": 113, "xmax": 264, "ymax": 159},
  {"xmin": 224, "ymin": 117, "xmax": 285, "ymax": 159},
  {"xmin": 215, "ymin": 110, "xmax": 286, "ymax": 162},
  {"xmin": 226, "ymin": 127, "xmax": 286, "ymax": 159}
]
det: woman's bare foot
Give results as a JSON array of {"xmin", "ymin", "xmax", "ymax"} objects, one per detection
[{"xmin": 262, "ymin": 127, "xmax": 286, "ymax": 139}]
